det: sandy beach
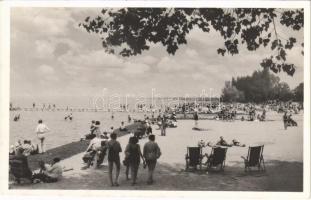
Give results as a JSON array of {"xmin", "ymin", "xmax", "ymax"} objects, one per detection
[{"xmin": 10, "ymin": 111, "xmax": 303, "ymax": 191}]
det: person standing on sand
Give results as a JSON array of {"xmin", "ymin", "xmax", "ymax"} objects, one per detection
[
  {"xmin": 193, "ymin": 111, "xmax": 199, "ymax": 128},
  {"xmin": 160, "ymin": 114, "xmax": 167, "ymax": 136},
  {"xmin": 35, "ymin": 119, "xmax": 50, "ymax": 153},
  {"xmin": 143, "ymin": 134, "xmax": 161, "ymax": 185},
  {"xmin": 107, "ymin": 133, "xmax": 122, "ymax": 186},
  {"xmin": 125, "ymin": 137, "xmax": 145, "ymax": 185}
]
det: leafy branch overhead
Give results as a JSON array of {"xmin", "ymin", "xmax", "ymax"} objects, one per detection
[{"xmin": 79, "ymin": 8, "xmax": 304, "ymax": 76}]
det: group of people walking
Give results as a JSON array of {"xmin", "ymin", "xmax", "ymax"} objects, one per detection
[{"xmin": 83, "ymin": 130, "xmax": 161, "ymax": 186}]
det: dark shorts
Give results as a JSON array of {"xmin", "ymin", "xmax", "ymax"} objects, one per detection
[
  {"xmin": 146, "ymin": 159, "xmax": 157, "ymax": 170},
  {"xmin": 108, "ymin": 156, "xmax": 120, "ymax": 166},
  {"xmin": 108, "ymin": 159, "xmax": 121, "ymax": 170}
]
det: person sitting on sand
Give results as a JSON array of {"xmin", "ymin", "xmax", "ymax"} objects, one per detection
[
  {"xmin": 119, "ymin": 121, "xmax": 127, "ymax": 131},
  {"xmin": 14, "ymin": 140, "xmax": 23, "ymax": 153},
  {"xmin": 283, "ymin": 112, "xmax": 298, "ymax": 129},
  {"xmin": 128, "ymin": 115, "xmax": 132, "ymax": 123},
  {"xmin": 85, "ymin": 121, "xmax": 100, "ymax": 140},
  {"xmin": 83, "ymin": 133, "xmax": 107, "ymax": 168},
  {"xmin": 9, "ymin": 148, "xmax": 33, "ymax": 181},
  {"xmin": 22, "ymin": 140, "xmax": 39, "ymax": 156},
  {"xmin": 32, "ymin": 158, "xmax": 63, "ymax": 183}
]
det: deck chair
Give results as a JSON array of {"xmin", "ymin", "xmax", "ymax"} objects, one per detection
[
  {"xmin": 206, "ymin": 146, "xmax": 228, "ymax": 171},
  {"xmin": 185, "ymin": 147, "xmax": 203, "ymax": 171},
  {"xmin": 241, "ymin": 145, "xmax": 265, "ymax": 172},
  {"xmin": 9, "ymin": 157, "xmax": 33, "ymax": 183}
]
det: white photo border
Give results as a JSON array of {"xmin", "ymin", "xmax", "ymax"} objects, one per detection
[{"xmin": 0, "ymin": 1, "xmax": 310, "ymax": 199}]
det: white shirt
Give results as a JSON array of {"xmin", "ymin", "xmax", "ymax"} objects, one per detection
[
  {"xmin": 44, "ymin": 163, "xmax": 63, "ymax": 179},
  {"xmin": 36, "ymin": 123, "xmax": 50, "ymax": 134},
  {"xmin": 87, "ymin": 137, "xmax": 104, "ymax": 151}
]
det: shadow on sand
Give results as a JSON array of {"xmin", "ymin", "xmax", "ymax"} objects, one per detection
[{"xmin": 11, "ymin": 160, "xmax": 302, "ymax": 191}]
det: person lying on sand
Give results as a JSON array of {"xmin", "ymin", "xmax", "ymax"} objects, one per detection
[
  {"xmin": 231, "ymin": 139, "xmax": 246, "ymax": 147},
  {"xmin": 216, "ymin": 136, "xmax": 232, "ymax": 147},
  {"xmin": 205, "ymin": 137, "xmax": 232, "ymax": 147},
  {"xmin": 206, "ymin": 138, "xmax": 245, "ymax": 148}
]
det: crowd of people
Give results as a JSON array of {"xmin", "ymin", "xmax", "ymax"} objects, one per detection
[
  {"xmin": 9, "ymin": 146, "xmax": 67, "ymax": 184},
  {"xmin": 82, "ymin": 129, "xmax": 161, "ymax": 186},
  {"xmin": 9, "ymin": 139, "xmax": 39, "ymax": 156},
  {"xmin": 9, "ymin": 99, "xmax": 301, "ymax": 186},
  {"xmin": 198, "ymin": 136, "xmax": 246, "ymax": 148}
]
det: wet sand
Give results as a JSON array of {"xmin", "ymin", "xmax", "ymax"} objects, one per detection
[{"xmin": 10, "ymin": 112, "xmax": 303, "ymax": 191}]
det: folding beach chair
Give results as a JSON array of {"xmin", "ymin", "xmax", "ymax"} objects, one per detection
[
  {"xmin": 185, "ymin": 147, "xmax": 204, "ymax": 171},
  {"xmin": 9, "ymin": 157, "xmax": 33, "ymax": 183},
  {"xmin": 241, "ymin": 145, "xmax": 265, "ymax": 172},
  {"xmin": 206, "ymin": 146, "xmax": 228, "ymax": 171}
]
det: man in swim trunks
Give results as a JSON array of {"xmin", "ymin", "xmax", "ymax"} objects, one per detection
[
  {"xmin": 35, "ymin": 119, "xmax": 50, "ymax": 153},
  {"xmin": 107, "ymin": 133, "xmax": 122, "ymax": 186}
]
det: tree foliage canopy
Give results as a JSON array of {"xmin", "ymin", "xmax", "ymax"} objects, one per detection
[
  {"xmin": 293, "ymin": 82, "xmax": 303, "ymax": 102},
  {"xmin": 221, "ymin": 68, "xmax": 302, "ymax": 103},
  {"xmin": 80, "ymin": 8, "xmax": 304, "ymax": 76}
]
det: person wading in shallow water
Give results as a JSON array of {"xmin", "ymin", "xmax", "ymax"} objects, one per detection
[{"xmin": 35, "ymin": 119, "xmax": 50, "ymax": 153}]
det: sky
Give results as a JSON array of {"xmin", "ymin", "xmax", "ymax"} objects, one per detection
[{"xmin": 10, "ymin": 7, "xmax": 304, "ymax": 107}]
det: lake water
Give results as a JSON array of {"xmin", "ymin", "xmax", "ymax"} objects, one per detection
[{"xmin": 9, "ymin": 110, "xmax": 146, "ymax": 150}]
